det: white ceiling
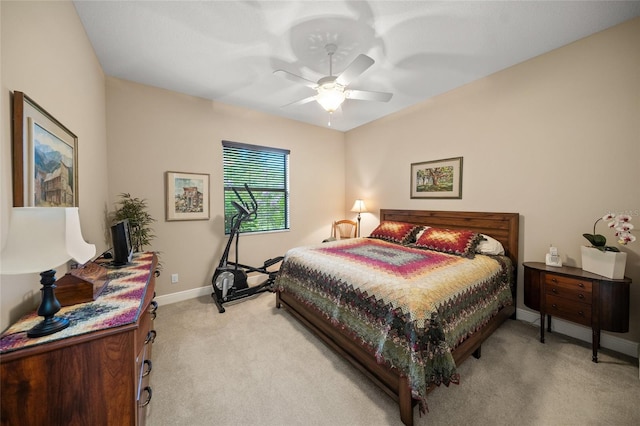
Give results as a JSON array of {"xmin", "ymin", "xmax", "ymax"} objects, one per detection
[{"xmin": 73, "ymin": 1, "xmax": 640, "ymax": 132}]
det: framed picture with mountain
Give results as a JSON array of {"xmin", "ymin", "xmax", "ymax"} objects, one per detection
[{"xmin": 12, "ymin": 91, "xmax": 78, "ymax": 207}]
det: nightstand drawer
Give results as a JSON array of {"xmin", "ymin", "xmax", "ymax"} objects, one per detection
[
  {"xmin": 544, "ymin": 273, "xmax": 592, "ymax": 304},
  {"xmin": 545, "ymin": 294, "xmax": 591, "ymax": 327}
]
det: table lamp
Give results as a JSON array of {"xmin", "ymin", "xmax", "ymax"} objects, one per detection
[
  {"xmin": 0, "ymin": 207, "xmax": 96, "ymax": 337},
  {"xmin": 350, "ymin": 199, "xmax": 367, "ymax": 237}
]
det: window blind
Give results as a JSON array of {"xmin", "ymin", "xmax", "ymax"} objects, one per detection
[{"xmin": 222, "ymin": 141, "xmax": 290, "ymax": 234}]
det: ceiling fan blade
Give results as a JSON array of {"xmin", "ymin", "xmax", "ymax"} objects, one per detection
[
  {"xmin": 346, "ymin": 89, "xmax": 393, "ymax": 102},
  {"xmin": 273, "ymin": 69, "xmax": 317, "ymax": 88},
  {"xmin": 336, "ymin": 54, "xmax": 374, "ymax": 86},
  {"xmin": 281, "ymin": 96, "xmax": 316, "ymax": 108}
]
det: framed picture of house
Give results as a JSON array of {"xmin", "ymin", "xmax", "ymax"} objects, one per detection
[
  {"xmin": 410, "ymin": 156, "xmax": 463, "ymax": 199},
  {"xmin": 12, "ymin": 91, "xmax": 78, "ymax": 207},
  {"xmin": 165, "ymin": 171, "xmax": 210, "ymax": 221}
]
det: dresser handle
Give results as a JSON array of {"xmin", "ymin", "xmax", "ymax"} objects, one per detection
[
  {"xmin": 552, "ymin": 288, "xmax": 558, "ymax": 294},
  {"xmin": 551, "ymin": 278, "xmax": 558, "ymax": 283},
  {"xmin": 145, "ymin": 330, "xmax": 157, "ymax": 345},
  {"xmin": 579, "ymin": 311, "xmax": 584, "ymax": 317},
  {"xmin": 150, "ymin": 301, "xmax": 158, "ymax": 319},
  {"xmin": 552, "ymin": 304, "xmax": 557, "ymax": 309},
  {"xmin": 578, "ymin": 294, "xmax": 584, "ymax": 299},
  {"xmin": 142, "ymin": 359, "xmax": 153, "ymax": 377},
  {"xmin": 578, "ymin": 282, "xmax": 584, "ymax": 288},
  {"xmin": 139, "ymin": 386, "xmax": 153, "ymax": 407}
]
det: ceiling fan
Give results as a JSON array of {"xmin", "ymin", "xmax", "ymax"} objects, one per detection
[{"xmin": 274, "ymin": 44, "xmax": 393, "ymax": 115}]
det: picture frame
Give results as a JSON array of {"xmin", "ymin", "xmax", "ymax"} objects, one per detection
[
  {"xmin": 165, "ymin": 171, "xmax": 210, "ymax": 221},
  {"xmin": 410, "ymin": 156, "xmax": 463, "ymax": 199},
  {"xmin": 12, "ymin": 91, "xmax": 79, "ymax": 207}
]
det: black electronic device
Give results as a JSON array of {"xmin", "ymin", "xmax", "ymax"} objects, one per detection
[{"xmin": 111, "ymin": 219, "xmax": 134, "ymax": 267}]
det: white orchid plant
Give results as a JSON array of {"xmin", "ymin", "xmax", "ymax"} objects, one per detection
[{"xmin": 583, "ymin": 213, "xmax": 636, "ymax": 252}]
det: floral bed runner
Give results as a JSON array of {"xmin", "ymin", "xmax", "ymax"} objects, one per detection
[
  {"xmin": 275, "ymin": 238, "xmax": 513, "ymax": 412},
  {"xmin": 0, "ymin": 252, "xmax": 155, "ymax": 354}
]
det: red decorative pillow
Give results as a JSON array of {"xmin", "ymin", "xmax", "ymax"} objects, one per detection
[
  {"xmin": 368, "ymin": 221, "xmax": 422, "ymax": 245},
  {"xmin": 413, "ymin": 227, "xmax": 483, "ymax": 258}
]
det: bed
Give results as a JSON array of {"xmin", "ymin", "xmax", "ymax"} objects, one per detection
[{"xmin": 275, "ymin": 209, "xmax": 519, "ymax": 425}]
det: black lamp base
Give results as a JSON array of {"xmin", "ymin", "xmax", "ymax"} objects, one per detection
[
  {"xmin": 27, "ymin": 269, "xmax": 70, "ymax": 338},
  {"xmin": 27, "ymin": 316, "xmax": 70, "ymax": 338}
]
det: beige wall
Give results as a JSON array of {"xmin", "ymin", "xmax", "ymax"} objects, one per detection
[
  {"xmin": 1, "ymin": 1, "xmax": 108, "ymax": 330},
  {"xmin": 105, "ymin": 78, "xmax": 345, "ymax": 298},
  {"xmin": 345, "ymin": 18, "xmax": 640, "ymax": 344},
  {"xmin": 1, "ymin": 2, "xmax": 638, "ymax": 356}
]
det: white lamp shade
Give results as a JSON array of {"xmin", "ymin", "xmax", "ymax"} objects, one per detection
[
  {"xmin": 0, "ymin": 207, "xmax": 96, "ymax": 275},
  {"xmin": 350, "ymin": 199, "xmax": 367, "ymax": 213},
  {"xmin": 316, "ymin": 84, "xmax": 346, "ymax": 113}
]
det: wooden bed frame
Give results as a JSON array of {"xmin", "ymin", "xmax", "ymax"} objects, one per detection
[{"xmin": 276, "ymin": 209, "xmax": 520, "ymax": 425}]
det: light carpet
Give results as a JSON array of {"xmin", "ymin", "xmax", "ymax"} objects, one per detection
[{"xmin": 147, "ymin": 293, "xmax": 640, "ymax": 426}]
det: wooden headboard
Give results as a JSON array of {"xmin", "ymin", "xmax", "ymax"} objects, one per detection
[{"xmin": 380, "ymin": 209, "xmax": 520, "ymax": 268}]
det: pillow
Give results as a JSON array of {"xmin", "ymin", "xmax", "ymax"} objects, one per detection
[
  {"xmin": 413, "ymin": 227, "xmax": 483, "ymax": 258},
  {"xmin": 476, "ymin": 234, "xmax": 505, "ymax": 255},
  {"xmin": 368, "ymin": 221, "xmax": 422, "ymax": 245}
]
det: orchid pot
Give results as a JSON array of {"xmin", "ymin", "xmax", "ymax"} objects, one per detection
[{"xmin": 581, "ymin": 213, "xmax": 634, "ymax": 279}]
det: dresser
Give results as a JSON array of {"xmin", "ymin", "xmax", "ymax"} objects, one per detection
[
  {"xmin": 523, "ymin": 261, "xmax": 631, "ymax": 363},
  {"xmin": 0, "ymin": 253, "xmax": 158, "ymax": 426}
]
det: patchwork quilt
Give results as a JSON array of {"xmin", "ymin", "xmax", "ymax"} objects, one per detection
[{"xmin": 275, "ymin": 238, "xmax": 513, "ymax": 412}]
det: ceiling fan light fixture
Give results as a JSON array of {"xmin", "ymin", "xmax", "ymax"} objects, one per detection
[{"xmin": 316, "ymin": 82, "xmax": 345, "ymax": 113}]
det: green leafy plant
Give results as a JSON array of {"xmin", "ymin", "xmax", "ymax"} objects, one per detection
[
  {"xmin": 113, "ymin": 193, "xmax": 156, "ymax": 252},
  {"xmin": 583, "ymin": 213, "xmax": 635, "ymax": 252}
]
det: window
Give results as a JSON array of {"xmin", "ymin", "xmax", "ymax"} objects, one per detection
[{"xmin": 222, "ymin": 140, "xmax": 290, "ymax": 234}]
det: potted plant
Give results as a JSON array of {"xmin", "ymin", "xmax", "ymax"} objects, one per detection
[
  {"xmin": 581, "ymin": 213, "xmax": 635, "ymax": 279},
  {"xmin": 112, "ymin": 193, "xmax": 156, "ymax": 253}
]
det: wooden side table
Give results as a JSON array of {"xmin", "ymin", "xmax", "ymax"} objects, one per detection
[{"xmin": 523, "ymin": 261, "xmax": 631, "ymax": 363}]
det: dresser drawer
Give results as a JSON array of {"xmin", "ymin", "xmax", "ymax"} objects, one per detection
[
  {"xmin": 544, "ymin": 273, "xmax": 592, "ymax": 304},
  {"xmin": 545, "ymin": 294, "xmax": 591, "ymax": 327}
]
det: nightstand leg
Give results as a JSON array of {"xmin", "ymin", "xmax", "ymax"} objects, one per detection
[
  {"xmin": 540, "ymin": 312, "xmax": 545, "ymax": 343},
  {"xmin": 592, "ymin": 329, "xmax": 600, "ymax": 363},
  {"xmin": 546, "ymin": 314, "xmax": 552, "ymax": 332}
]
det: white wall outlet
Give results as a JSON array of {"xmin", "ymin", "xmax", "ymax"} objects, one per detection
[{"xmin": 171, "ymin": 273, "xmax": 179, "ymax": 284}]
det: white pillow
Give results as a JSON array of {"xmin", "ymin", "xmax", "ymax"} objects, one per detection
[
  {"xmin": 476, "ymin": 234, "xmax": 505, "ymax": 255},
  {"xmin": 413, "ymin": 226, "xmax": 430, "ymax": 241}
]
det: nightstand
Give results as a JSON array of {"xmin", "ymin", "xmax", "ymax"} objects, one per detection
[{"xmin": 523, "ymin": 261, "xmax": 631, "ymax": 363}]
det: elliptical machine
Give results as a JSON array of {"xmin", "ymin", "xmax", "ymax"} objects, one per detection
[{"xmin": 212, "ymin": 184, "xmax": 283, "ymax": 313}]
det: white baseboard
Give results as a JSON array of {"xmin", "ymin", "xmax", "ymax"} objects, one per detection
[
  {"xmin": 517, "ymin": 308, "xmax": 639, "ymax": 359},
  {"xmin": 154, "ymin": 275, "xmax": 267, "ymax": 306},
  {"xmin": 155, "ymin": 285, "xmax": 212, "ymax": 306}
]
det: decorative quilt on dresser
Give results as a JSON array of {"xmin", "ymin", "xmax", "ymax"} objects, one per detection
[{"xmin": 275, "ymin": 237, "xmax": 513, "ymax": 412}]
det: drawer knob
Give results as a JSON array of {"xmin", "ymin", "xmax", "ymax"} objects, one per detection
[
  {"xmin": 579, "ymin": 311, "xmax": 584, "ymax": 317},
  {"xmin": 578, "ymin": 282, "xmax": 584, "ymax": 288},
  {"xmin": 145, "ymin": 330, "xmax": 157, "ymax": 345},
  {"xmin": 150, "ymin": 301, "xmax": 158, "ymax": 320},
  {"xmin": 552, "ymin": 288, "xmax": 558, "ymax": 294},
  {"xmin": 551, "ymin": 278, "xmax": 558, "ymax": 283},
  {"xmin": 142, "ymin": 359, "xmax": 153, "ymax": 377},
  {"xmin": 552, "ymin": 304, "xmax": 558, "ymax": 309},
  {"xmin": 139, "ymin": 386, "xmax": 153, "ymax": 407},
  {"xmin": 578, "ymin": 294, "xmax": 585, "ymax": 299}
]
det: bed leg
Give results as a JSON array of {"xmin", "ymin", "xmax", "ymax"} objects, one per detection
[
  {"xmin": 473, "ymin": 345, "xmax": 482, "ymax": 359},
  {"xmin": 275, "ymin": 291, "xmax": 281, "ymax": 309},
  {"xmin": 398, "ymin": 376, "xmax": 413, "ymax": 426}
]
